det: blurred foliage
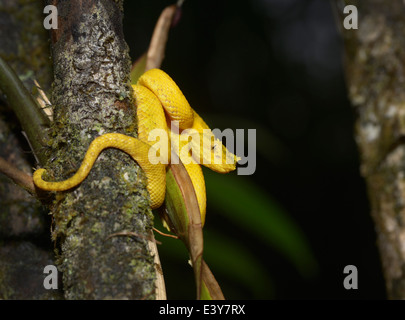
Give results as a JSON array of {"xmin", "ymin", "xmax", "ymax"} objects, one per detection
[
  {"xmin": 203, "ymin": 168, "xmax": 318, "ymax": 278},
  {"xmin": 0, "ymin": 0, "xmax": 387, "ymax": 300},
  {"xmin": 155, "ymin": 166, "xmax": 318, "ymax": 299},
  {"xmin": 126, "ymin": 0, "xmax": 385, "ymax": 299}
]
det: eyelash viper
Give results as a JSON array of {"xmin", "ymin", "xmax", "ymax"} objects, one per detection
[{"xmin": 33, "ymin": 69, "xmax": 240, "ymax": 226}]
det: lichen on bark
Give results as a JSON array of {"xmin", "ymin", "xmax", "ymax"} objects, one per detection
[
  {"xmin": 44, "ymin": 0, "xmax": 156, "ymax": 299},
  {"xmin": 337, "ymin": 0, "xmax": 405, "ymax": 298}
]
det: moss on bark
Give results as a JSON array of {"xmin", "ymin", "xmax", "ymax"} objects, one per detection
[
  {"xmin": 45, "ymin": 0, "xmax": 156, "ymax": 299},
  {"xmin": 338, "ymin": 0, "xmax": 405, "ymax": 299}
]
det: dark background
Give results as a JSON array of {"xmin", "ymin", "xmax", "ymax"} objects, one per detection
[{"xmin": 123, "ymin": 0, "xmax": 386, "ymax": 299}]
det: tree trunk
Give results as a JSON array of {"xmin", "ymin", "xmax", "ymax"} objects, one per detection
[
  {"xmin": 336, "ymin": 0, "xmax": 405, "ymax": 299},
  {"xmin": 44, "ymin": 0, "xmax": 156, "ymax": 299}
]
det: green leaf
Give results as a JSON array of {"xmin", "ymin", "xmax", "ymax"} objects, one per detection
[
  {"xmin": 130, "ymin": 53, "xmax": 147, "ymax": 85},
  {"xmin": 161, "ymin": 162, "xmax": 226, "ymax": 299},
  {"xmin": 204, "ymin": 169, "xmax": 318, "ymax": 278},
  {"xmin": 163, "ymin": 163, "xmax": 203, "ymax": 299},
  {"xmin": 200, "ymin": 260, "xmax": 225, "ymax": 300}
]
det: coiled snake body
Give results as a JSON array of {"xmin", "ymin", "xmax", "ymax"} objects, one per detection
[{"xmin": 33, "ymin": 69, "xmax": 239, "ymax": 225}]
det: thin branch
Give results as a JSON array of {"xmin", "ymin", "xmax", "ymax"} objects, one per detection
[
  {"xmin": 148, "ymin": 230, "xmax": 167, "ymax": 300},
  {"xmin": 0, "ymin": 156, "xmax": 35, "ymax": 194},
  {"xmin": 145, "ymin": 5, "xmax": 179, "ymax": 71},
  {"xmin": 153, "ymin": 227, "xmax": 179, "ymax": 239},
  {"xmin": 0, "ymin": 56, "xmax": 50, "ymax": 165}
]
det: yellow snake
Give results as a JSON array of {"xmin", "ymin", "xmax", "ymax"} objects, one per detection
[{"xmin": 33, "ymin": 69, "xmax": 240, "ymax": 225}]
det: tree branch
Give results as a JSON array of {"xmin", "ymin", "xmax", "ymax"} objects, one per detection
[
  {"xmin": 0, "ymin": 57, "xmax": 50, "ymax": 165},
  {"xmin": 0, "ymin": 156, "xmax": 35, "ymax": 194},
  {"xmin": 336, "ymin": 0, "xmax": 405, "ymax": 298},
  {"xmin": 45, "ymin": 0, "xmax": 156, "ymax": 299}
]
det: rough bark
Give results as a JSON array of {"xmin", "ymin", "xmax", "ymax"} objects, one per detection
[
  {"xmin": 337, "ymin": 0, "xmax": 405, "ymax": 299},
  {"xmin": 44, "ymin": 0, "xmax": 156, "ymax": 299}
]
